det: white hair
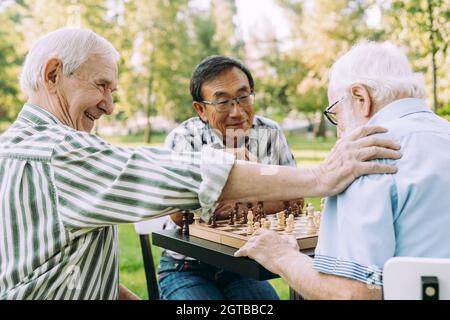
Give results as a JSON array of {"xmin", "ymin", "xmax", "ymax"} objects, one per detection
[
  {"xmin": 20, "ymin": 27, "xmax": 120, "ymax": 97},
  {"xmin": 328, "ymin": 41, "xmax": 426, "ymax": 106}
]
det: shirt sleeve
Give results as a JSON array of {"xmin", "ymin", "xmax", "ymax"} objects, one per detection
[
  {"xmin": 51, "ymin": 131, "xmax": 234, "ymax": 230},
  {"xmin": 313, "ymin": 165, "xmax": 398, "ymax": 286}
]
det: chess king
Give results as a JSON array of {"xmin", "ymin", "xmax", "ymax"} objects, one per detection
[
  {"xmin": 236, "ymin": 42, "xmax": 450, "ymax": 299},
  {"xmin": 158, "ymin": 55, "xmax": 302, "ymax": 300}
]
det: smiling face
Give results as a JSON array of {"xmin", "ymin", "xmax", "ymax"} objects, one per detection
[
  {"xmin": 193, "ymin": 67, "xmax": 255, "ymax": 143},
  {"xmin": 57, "ymin": 54, "xmax": 118, "ymax": 133}
]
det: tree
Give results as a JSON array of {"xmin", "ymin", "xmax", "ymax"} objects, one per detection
[
  {"xmin": 0, "ymin": 1, "xmax": 25, "ymax": 120},
  {"xmin": 277, "ymin": 0, "xmax": 377, "ymax": 137},
  {"xmin": 382, "ymin": 0, "xmax": 449, "ymax": 113}
]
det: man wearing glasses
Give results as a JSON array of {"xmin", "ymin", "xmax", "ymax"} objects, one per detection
[
  {"xmin": 236, "ymin": 42, "xmax": 450, "ymax": 299},
  {"xmin": 158, "ymin": 55, "xmax": 301, "ymax": 300}
]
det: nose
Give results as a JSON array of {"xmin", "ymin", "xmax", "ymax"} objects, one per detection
[
  {"xmin": 100, "ymin": 91, "xmax": 115, "ymax": 115},
  {"xmin": 228, "ymin": 100, "xmax": 244, "ymax": 118}
]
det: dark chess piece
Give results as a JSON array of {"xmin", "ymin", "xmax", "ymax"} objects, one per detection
[
  {"xmin": 211, "ymin": 212, "xmax": 217, "ymax": 228},
  {"xmin": 258, "ymin": 201, "xmax": 266, "ymax": 219},
  {"xmin": 181, "ymin": 210, "xmax": 190, "ymax": 235},
  {"xmin": 242, "ymin": 207, "xmax": 248, "ymax": 224},
  {"xmin": 287, "ymin": 206, "xmax": 293, "ymax": 218},
  {"xmin": 293, "ymin": 203, "xmax": 300, "ymax": 217},
  {"xmin": 229, "ymin": 210, "xmax": 235, "ymax": 225}
]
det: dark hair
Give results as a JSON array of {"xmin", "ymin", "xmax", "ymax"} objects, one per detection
[{"xmin": 190, "ymin": 55, "xmax": 254, "ymax": 102}]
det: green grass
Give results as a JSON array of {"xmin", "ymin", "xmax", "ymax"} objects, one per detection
[{"xmin": 114, "ymin": 131, "xmax": 333, "ymax": 300}]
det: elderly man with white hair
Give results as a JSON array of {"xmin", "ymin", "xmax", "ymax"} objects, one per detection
[
  {"xmin": 0, "ymin": 28, "xmax": 402, "ymax": 300},
  {"xmin": 236, "ymin": 42, "xmax": 450, "ymax": 299}
]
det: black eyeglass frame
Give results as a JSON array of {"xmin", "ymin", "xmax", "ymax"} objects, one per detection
[
  {"xmin": 323, "ymin": 97, "xmax": 345, "ymax": 125},
  {"xmin": 201, "ymin": 92, "xmax": 256, "ymax": 113}
]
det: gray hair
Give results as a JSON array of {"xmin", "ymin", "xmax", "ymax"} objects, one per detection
[
  {"xmin": 20, "ymin": 27, "xmax": 120, "ymax": 97},
  {"xmin": 328, "ymin": 41, "xmax": 426, "ymax": 106}
]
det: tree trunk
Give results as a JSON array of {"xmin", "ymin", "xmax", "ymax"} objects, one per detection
[
  {"xmin": 143, "ymin": 104, "xmax": 152, "ymax": 144},
  {"xmin": 427, "ymin": 0, "xmax": 439, "ymax": 112},
  {"xmin": 144, "ymin": 39, "xmax": 156, "ymax": 144},
  {"xmin": 314, "ymin": 112, "xmax": 327, "ymax": 138}
]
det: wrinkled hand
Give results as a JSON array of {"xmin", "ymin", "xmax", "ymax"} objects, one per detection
[
  {"xmin": 234, "ymin": 229, "xmax": 299, "ymax": 275},
  {"xmin": 316, "ymin": 125, "xmax": 402, "ymax": 197}
]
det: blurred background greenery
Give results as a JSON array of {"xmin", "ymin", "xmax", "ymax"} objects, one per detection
[{"xmin": 0, "ymin": 0, "xmax": 448, "ymax": 300}]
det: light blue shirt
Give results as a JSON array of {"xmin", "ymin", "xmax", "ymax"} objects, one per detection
[{"xmin": 314, "ymin": 98, "xmax": 450, "ymax": 286}]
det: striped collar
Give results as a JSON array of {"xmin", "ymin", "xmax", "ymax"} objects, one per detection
[{"xmin": 18, "ymin": 103, "xmax": 64, "ymax": 126}]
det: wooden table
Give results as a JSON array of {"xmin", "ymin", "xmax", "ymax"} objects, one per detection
[{"xmin": 152, "ymin": 229, "xmax": 315, "ymax": 299}]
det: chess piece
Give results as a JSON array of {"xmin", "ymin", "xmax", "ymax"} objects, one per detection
[
  {"xmin": 306, "ymin": 203, "xmax": 315, "ymax": 217},
  {"xmin": 263, "ymin": 219, "xmax": 271, "ymax": 229},
  {"xmin": 211, "ymin": 212, "xmax": 217, "ymax": 228},
  {"xmin": 286, "ymin": 214, "xmax": 295, "ymax": 234},
  {"xmin": 306, "ymin": 205, "xmax": 316, "ymax": 233},
  {"xmin": 247, "ymin": 210, "xmax": 255, "ymax": 235},
  {"xmin": 292, "ymin": 203, "xmax": 299, "ymax": 217},
  {"xmin": 242, "ymin": 207, "xmax": 248, "ymax": 224},
  {"xmin": 276, "ymin": 211, "xmax": 285, "ymax": 231},
  {"xmin": 247, "ymin": 210, "xmax": 254, "ymax": 226},
  {"xmin": 193, "ymin": 215, "xmax": 201, "ymax": 225},
  {"xmin": 253, "ymin": 221, "xmax": 261, "ymax": 233},
  {"xmin": 314, "ymin": 211, "xmax": 322, "ymax": 229},
  {"xmin": 181, "ymin": 210, "xmax": 190, "ymax": 235},
  {"xmin": 260, "ymin": 218, "xmax": 266, "ymax": 228},
  {"xmin": 320, "ymin": 198, "xmax": 326, "ymax": 213},
  {"xmin": 229, "ymin": 210, "xmax": 234, "ymax": 225}
]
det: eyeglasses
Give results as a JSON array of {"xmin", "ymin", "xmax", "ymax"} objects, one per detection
[
  {"xmin": 202, "ymin": 92, "xmax": 255, "ymax": 113},
  {"xmin": 323, "ymin": 97, "xmax": 345, "ymax": 125}
]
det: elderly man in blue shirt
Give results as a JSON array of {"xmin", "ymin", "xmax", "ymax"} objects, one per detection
[{"xmin": 236, "ymin": 41, "xmax": 450, "ymax": 300}]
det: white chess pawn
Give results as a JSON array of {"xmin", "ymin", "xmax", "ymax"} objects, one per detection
[
  {"xmin": 252, "ymin": 221, "xmax": 261, "ymax": 235},
  {"xmin": 306, "ymin": 210, "xmax": 316, "ymax": 233},
  {"xmin": 307, "ymin": 203, "xmax": 315, "ymax": 217},
  {"xmin": 314, "ymin": 211, "xmax": 322, "ymax": 229},
  {"xmin": 320, "ymin": 198, "xmax": 326, "ymax": 213},
  {"xmin": 263, "ymin": 219, "xmax": 271, "ymax": 229},
  {"xmin": 285, "ymin": 213, "xmax": 295, "ymax": 233},
  {"xmin": 276, "ymin": 211, "xmax": 285, "ymax": 231},
  {"xmin": 247, "ymin": 210, "xmax": 254, "ymax": 223},
  {"xmin": 247, "ymin": 223, "xmax": 254, "ymax": 235},
  {"xmin": 260, "ymin": 218, "xmax": 266, "ymax": 227},
  {"xmin": 247, "ymin": 210, "xmax": 255, "ymax": 235},
  {"xmin": 194, "ymin": 215, "xmax": 201, "ymax": 225}
]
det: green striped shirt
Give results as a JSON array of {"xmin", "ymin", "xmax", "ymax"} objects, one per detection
[{"xmin": 0, "ymin": 104, "xmax": 235, "ymax": 299}]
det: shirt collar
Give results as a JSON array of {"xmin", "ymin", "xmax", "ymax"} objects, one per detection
[
  {"xmin": 18, "ymin": 103, "xmax": 64, "ymax": 126},
  {"xmin": 367, "ymin": 98, "xmax": 431, "ymax": 126}
]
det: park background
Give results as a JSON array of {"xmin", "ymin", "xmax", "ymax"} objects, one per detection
[{"xmin": 0, "ymin": 0, "xmax": 448, "ymax": 299}]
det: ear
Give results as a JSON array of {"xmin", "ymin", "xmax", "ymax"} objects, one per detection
[
  {"xmin": 42, "ymin": 58, "xmax": 62, "ymax": 93},
  {"xmin": 350, "ymin": 84, "xmax": 373, "ymax": 118},
  {"xmin": 193, "ymin": 101, "xmax": 209, "ymax": 122}
]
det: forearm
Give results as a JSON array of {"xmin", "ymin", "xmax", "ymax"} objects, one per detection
[
  {"xmin": 220, "ymin": 161, "xmax": 324, "ymax": 202},
  {"xmin": 276, "ymin": 252, "xmax": 381, "ymax": 300}
]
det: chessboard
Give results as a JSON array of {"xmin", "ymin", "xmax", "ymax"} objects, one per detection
[{"xmin": 188, "ymin": 201, "xmax": 323, "ymax": 250}]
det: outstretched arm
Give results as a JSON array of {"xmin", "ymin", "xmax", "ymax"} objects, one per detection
[{"xmin": 220, "ymin": 125, "xmax": 401, "ymax": 202}]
